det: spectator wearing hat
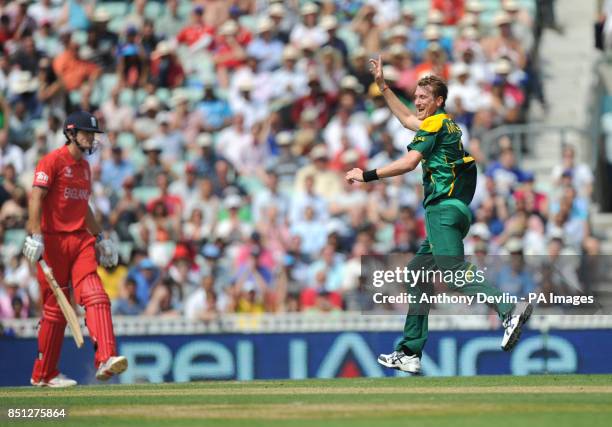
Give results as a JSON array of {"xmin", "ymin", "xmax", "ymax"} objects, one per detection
[
  {"xmin": 52, "ymin": 38, "xmax": 101, "ymax": 91},
  {"xmin": 482, "ymin": 11, "xmax": 526, "ymax": 69},
  {"xmin": 191, "ymin": 133, "xmax": 220, "ymax": 178},
  {"xmin": 176, "ymin": 4, "xmax": 214, "ymax": 48},
  {"xmin": 152, "ymin": 111, "xmax": 185, "ymax": 163},
  {"xmin": 252, "ymin": 169, "xmax": 290, "ymax": 223},
  {"xmin": 246, "ymin": 17, "xmax": 284, "ymax": 72},
  {"xmin": 323, "ymin": 92, "xmax": 370, "ymax": 157},
  {"xmin": 266, "ymin": 130, "xmax": 303, "ymax": 186},
  {"xmin": 447, "ymin": 62, "xmax": 480, "ymax": 126},
  {"xmin": 320, "ymin": 15, "xmax": 348, "ymax": 64},
  {"xmin": 414, "ymin": 24, "xmax": 454, "ymax": 63},
  {"xmin": 270, "ymin": 45, "xmax": 308, "ymax": 102},
  {"xmin": 267, "ymin": 3, "xmax": 290, "ymax": 44},
  {"xmin": 551, "ymin": 144, "xmax": 594, "ymax": 198},
  {"xmin": 183, "ymin": 177, "xmax": 220, "ymax": 235},
  {"xmin": 213, "ymin": 19, "xmax": 252, "ymax": 87},
  {"xmin": 414, "ymin": 43, "xmax": 450, "ymax": 81},
  {"xmin": 100, "ymin": 145, "xmax": 135, "ymax": 194},
  {"xmin": 86, "ymin": 9, "xmax": 119, "ymax": 72},
  {"xmin": 315, "ymin": 46, "xmax": 345, "ymax": 95},
  {"xmin": 216, "ymin": 113, "xmax": 252, "ymax": 170},
  {"xmin": 348, "ymin": 48, "xmax": 374, "ymax": 92},
  {"xmin": 513, "ymin": 172, "xmax": 548, "ymax": 218},
  {"xmin": 28, "ymin": 0, "xmax": 60, "ymax": 28},
  {"xmin": 229, "ymin": 76, "xmax": 268, "ymax": 128},
  {"xmin": 216, "ymin": 194, "xmax": 252, "ymax": 244},
  {"xmin": 290, "ymin": 2, "xmax": 327, "ymax": 49},
  {"xmin": 116, "ymin": 26, "xmax": 148, "ymax": 88},
  {"xmin": 291, "ymin": 72, "xmax": 336, "ymax": 129},
  {"xmin": 352, "ymin": 4, "xmax": 382, "ymax": 54},
  {"xmin": 432, "ymin": 0, "xmax": 465, "ymax": 26},
  {"xmin": 138, "ymin": 138, "xmax": 164, "ymax": 186}
]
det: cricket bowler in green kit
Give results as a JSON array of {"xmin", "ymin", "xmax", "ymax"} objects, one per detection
[{"xmin": 345, "ymin": 56, "xmax": 533, "ymax": 375}]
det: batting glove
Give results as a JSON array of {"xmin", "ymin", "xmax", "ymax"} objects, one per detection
[
  {"xmin": 95, "ymin": 235, "xmax": 119, "ymax": 268},
  {"xmin": 23, "ymin": 234, "xmax": 44, "ymax": 264}
]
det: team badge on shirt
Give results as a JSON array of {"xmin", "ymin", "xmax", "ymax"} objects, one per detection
[
  {"xmin": 35, "ymin": 171, "xmax": 49, "ymax": 184},
  {"xmin": 64, "ymin": 167, "xmax": 73, "ymax": 178}
]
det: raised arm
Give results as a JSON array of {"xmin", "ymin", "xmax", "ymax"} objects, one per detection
[
  {"xmin": 345, "ymin": 150, "xmax": 422, "ymax": 184},
  {"xmin": 369, "ymin": 55, "xmax": 421, "ymax": 131}
]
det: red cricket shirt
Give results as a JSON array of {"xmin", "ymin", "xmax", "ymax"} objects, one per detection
[{"xmin": 33, "ymin": 145, "xmax": 92, "ymax": 233}]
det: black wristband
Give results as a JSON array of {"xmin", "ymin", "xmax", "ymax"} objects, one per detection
[{"xmin": 363, "ymin": 169, "xmax": 379, "ymax": 182}]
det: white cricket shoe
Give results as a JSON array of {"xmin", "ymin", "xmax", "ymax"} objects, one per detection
[
  {"xmin": 501, "ymin": 301, "xmax": 533, "ymax": 351},
  {"xmin": 31, "ymin": 373, "xmax": 77, "ymax": 388},
  {"xmin": 95, "ymin": 356, "xmax": 128, "ymax": 381},
  {"xmin": 377, "ymin": 351, "xmax": 421, "ymax": 374}
]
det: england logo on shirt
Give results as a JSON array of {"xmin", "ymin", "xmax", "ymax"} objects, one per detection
[
  {"xmin": 35, "ymin": 171, "xmax": 49, "ymax": 184},
  {"xmin": 64, "ymin": 167, "xmax": 73, "ymax": 178}
]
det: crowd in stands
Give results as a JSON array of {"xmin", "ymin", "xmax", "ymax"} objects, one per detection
[{"xmin": 0, "ymin": 0, "xmax": 599, "ymax": 321}]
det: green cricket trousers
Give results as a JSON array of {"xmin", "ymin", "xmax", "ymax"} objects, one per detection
[{"xmin": 395, "ymin": 199, "xmax": 515, "ymax": 357}]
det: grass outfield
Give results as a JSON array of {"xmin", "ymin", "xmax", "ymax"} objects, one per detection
[{"xmin": 1, "ymin": 375, "xmax": 612, "ymax": 426}]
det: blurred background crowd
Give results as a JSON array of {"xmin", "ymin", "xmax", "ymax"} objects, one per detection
[{"xmin": 0, "ymin": 0, "xmax": 599, "ymax": 321}]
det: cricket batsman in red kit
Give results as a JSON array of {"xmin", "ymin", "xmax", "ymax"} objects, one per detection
[{"xmin": 22, "ymin": 111, "xmax": 128, "ymax": 387}]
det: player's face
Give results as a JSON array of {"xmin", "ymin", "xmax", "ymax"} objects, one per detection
[
  {"xmin": 414, "ymin": 85, "xmax": 442, "ymax": 120},
  {"xmin": 75, "ymin": 130, "xmax": 95, "ymax": 150}
]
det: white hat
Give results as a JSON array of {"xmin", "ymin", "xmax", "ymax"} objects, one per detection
[
  {"xmin": 340, "ymin": 75, "xmax": 364, "ymax": 93},
  {"xmin": 451, "ymin": 62, "xmax": 470, "ymax": 77},
  {"xmin": 389, "ymin": 43, "xmax": 407, "ymax": 57},
  {"xmin": 351, "ymin": 47, "xmax": 367, "ymax": 59},
  {"xmin": 140, "ymin": 95, "xmax": 160, "ymax": 113},
  {"xmin": 424, "ymin": 25, "xmax": 441, "ymax": 40},
  {"xmin": 382, "ymin": 65, "xmax": 399, "ymax": 81},
  {"xmin": 494, "ymin": 11, "xmax": 512, "ymax": 26},
  {"xmin": 466, "ymin": 0, "xmax": 485, "ymax": 13},
  {"xmin": 460, "ymin": 13, "xmax": 478, "ymax": 27},
  {"xmin": 320, "ymin": 15, "xmax": 338, "ymax": 31},
  {"xmin": 341, "ymin": 149, "xmax": 360, "ymax": 164},
  {"xmin": 171, "ymin": 91, "xmax": 189, "ymax": 106},
  {"xmin": 310, "ymin": 144, "xmax": 329, "ymax": 159},
  {"xmin": 494, "ymin": 58, "xmax": 513, "ymax": 74},
  {"xmin": 301, "ymin": 2, "xmax": 319, "ymax": 15},
  {"xmin": 219, "ymin": 20, "xmax": 238, "ymax": 36},
  {"xmin": 10, "ymin": 70, "xmax": 38, "ymax": 94},
  {"xmin": 427, "ymin": 9, "xmax": 444, "ymax": 24},
  {"xmin": 505, "ymin": 238, "xmax": 523, "ymax": 253},
  {"xmin": 93, "ymin": 9, "xmax": 111, "ymax": 22},
  {"xmin": 282, "ymin": 45, "xmax": 300, "ymax": 60},
  {"xmin": 224, "ymin": 194, "xmax": 242, "ymax": 209},
  {"xmin": 300, "ymin": 107, "xmax": 318, "ymax": 122},
  {"xmin": 427, "ymin": 42, "xmax": 443, "ymax": 53},
  {"xmin": 257, "ymin": 17, "xmax": 274, "ymax": 33},
  {"xmin": 237, "ymin": 77, "xmax": 254, "ymax": 91},
  {"xmin": 276, "ymin": 131, "xmax": 293, "ymax": 146},
  {"xmin": 153, "ymin": 40, "xmax": 171, "ymax": 58},
  {"xmin": 269, "ymin": 4, "xmax": 285, "ymax": 17},
  {"xmin": 197, "ymin": 133, "xmax": 213, "ymax": 147},
  {"xmin": 503, "ymin": 0, "xmax": 520, "ymax": 12},
  {"xmin": 461, "ymin": 26, "xmax": 479, "ymax": 40},
  {"xmin": 471, "ymin": 223, "xmax": 491, "ymax": 240},
  {"xmin": 78, "ymin": 45, "xmax": 95, "ymax": 61},
  {"xmin": 143, "ymin": 138, "xmax": 163, "ymax": 152},
  {"xmin": 388, "ymin": 25, "xmax": 408, "ymax": 39},
  {"xmin": 401, "ymin": 5, "xmax": 415, "ymax": 16}
]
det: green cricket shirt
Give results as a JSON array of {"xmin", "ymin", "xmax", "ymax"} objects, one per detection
[{"xmin": 407, "ymin": 108, "xmax": 477, "ymax": 208}]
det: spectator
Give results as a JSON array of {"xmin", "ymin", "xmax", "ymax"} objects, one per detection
[
  {"xmin": 551, "ymin": 144, "xmax": 594, "ymax": 197},
  {"xmin": 113, "ymin": 278, "xmax": 145, "ymax": 316},
  {"xmin": 52, "ymin": 39, "xmax": 101, "ymax": 92}
]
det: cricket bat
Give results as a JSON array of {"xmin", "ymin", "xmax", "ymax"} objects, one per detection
[{"xmin": 39, "ymin": 260, "xmax": 84, "ymax": 348}]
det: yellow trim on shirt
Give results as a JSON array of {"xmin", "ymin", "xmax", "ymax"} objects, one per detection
[{"xmin": 419, "ymin": 113, "xmax": 449, "ymax": 133}]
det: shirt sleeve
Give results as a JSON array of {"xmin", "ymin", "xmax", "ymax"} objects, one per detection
[
  {"xmin": 407, "ymin": 129, "xmax": 437, "ymax": 159},
  {"xmin": 33, "ymin": 155, "xmax": 55, "ymax": 188}
]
